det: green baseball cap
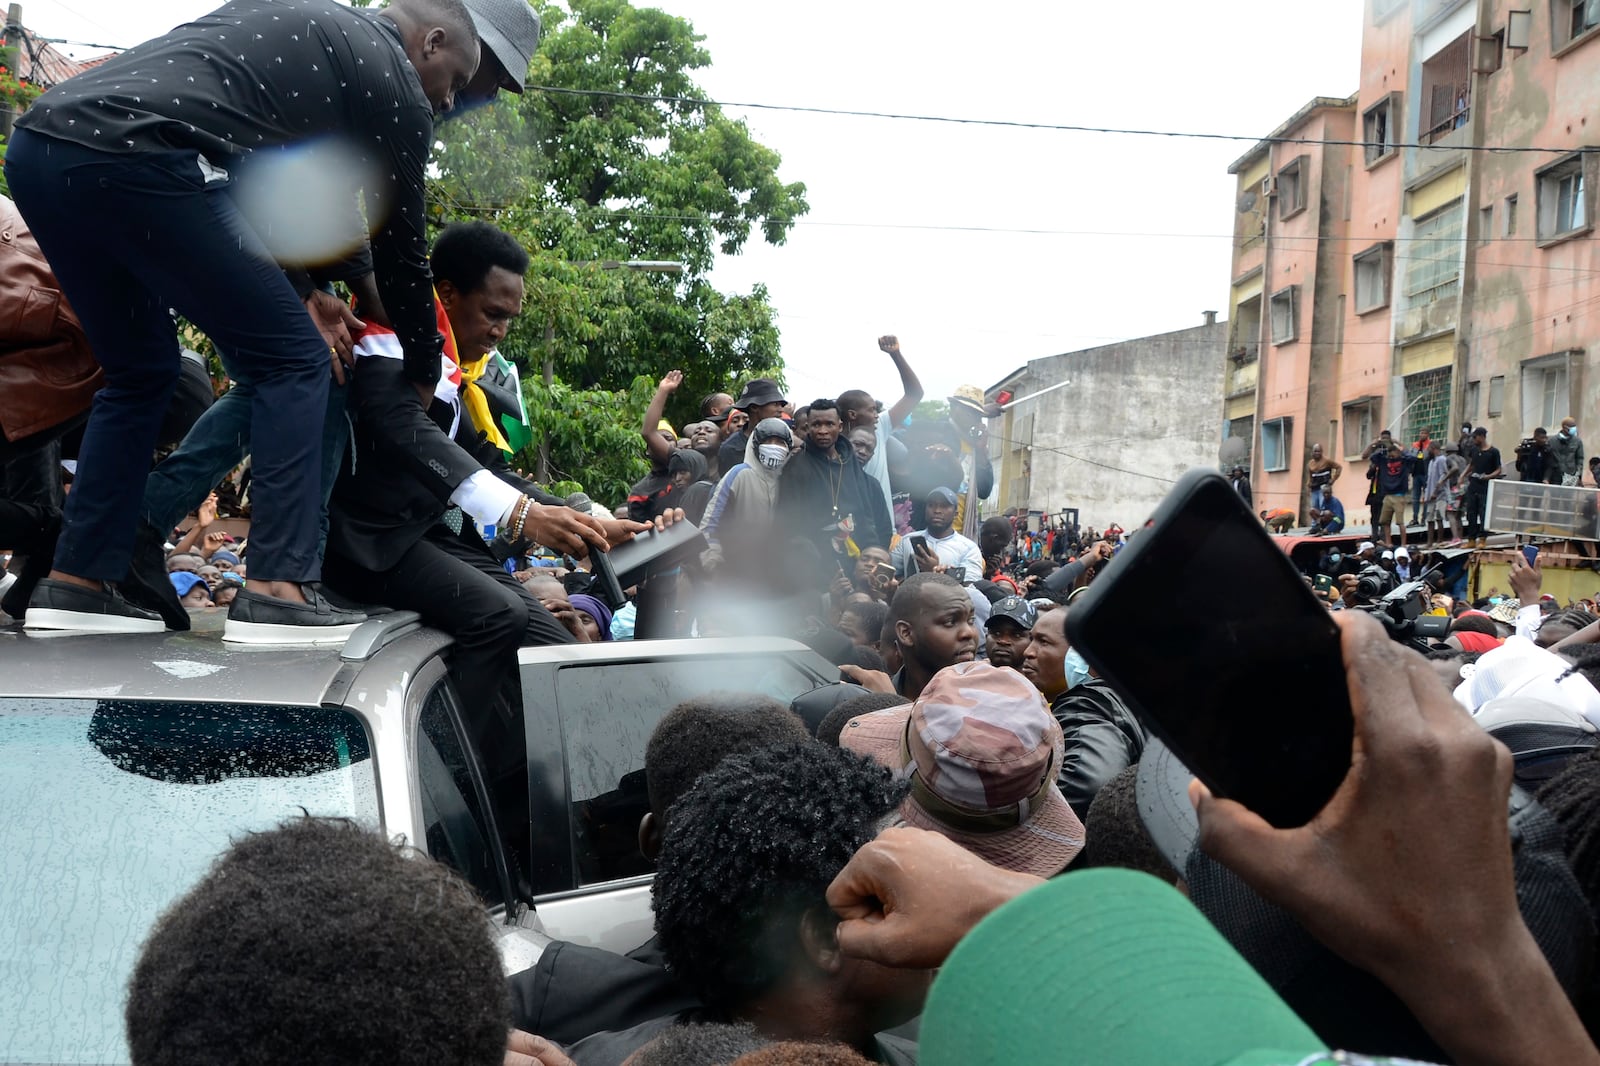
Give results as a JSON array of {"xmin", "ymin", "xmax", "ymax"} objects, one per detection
[{"xmin": 922, "ymin": 868, "xmax": 1324, "ymax": 1066}]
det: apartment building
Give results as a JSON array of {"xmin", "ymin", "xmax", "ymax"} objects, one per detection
[
  {"xmin": 1224, "ymin": 0, "xmax": 1600, "ymax": 522},
  {"xmin": 1223, "ymin": 97, "xmax": 1358, "ymax": 515}
]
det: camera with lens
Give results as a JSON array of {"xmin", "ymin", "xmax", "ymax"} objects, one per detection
[
  {"xmin": 1354, "ymin": 574, "xmax": 1452, "ymax": 652},
  {"xmin": 1351, "ymin": 564, "xmax": 1395, "ymax": 602}
]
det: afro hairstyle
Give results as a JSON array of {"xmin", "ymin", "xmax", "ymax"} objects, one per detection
[
  {"xmin": 627, "ymin": 1022, "xmax": 770, "ymax": 1066},
  {"xmin": 430, "ymin": 220, "xmax": 530, "ymax": 293},
  {"xmin": 644, "ymin": 693, "xmax": 810, "ymax": 818},
  {"xmin": 651, "ymin": 742, "xmax": 907, "ymax": 1013},
  {"xmin": 816, "ymin": 691, "xmax": 910, "ymax": 748},
  {"xmin": 124, "ymin": 817, "xmax": 509, "ymax": 1066}
]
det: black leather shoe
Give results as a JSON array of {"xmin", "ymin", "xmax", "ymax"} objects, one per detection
[
  {"xmin": 23, "ymin": 578, "xmax": 164, "ymax": 633},
  {"xmin": 119, "ymin": 519, "xmax": 190, "ymax": 631},
  {"xmin": 320, "ymin": 584, "xmax": 394, "ymax": 616},
  {"xmin": 1, "ymin": 512, "xmax": 60, "ymax": 621},
  {"xmin": 223, "ymin": 583, "xmax": 367, "ymax": 645}
]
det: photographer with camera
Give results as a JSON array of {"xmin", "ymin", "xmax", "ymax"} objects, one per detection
[
  {"xmin": 1515, "ymin": 427, "xmax": 1560, "ymax": 485},
  {"xmin": 1367, "ymin": 437, "xmax": 1412, "ymax": 548}
]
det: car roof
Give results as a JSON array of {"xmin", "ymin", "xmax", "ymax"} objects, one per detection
[
  {"xmin": 0, "ymin": 610, "xmax": 446, "ymax": 705},
  {"xmin": 515, "ymin": 635, "xmax": 837, "ymax": 671}
]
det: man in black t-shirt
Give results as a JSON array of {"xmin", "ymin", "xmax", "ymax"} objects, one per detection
[{"xmin": 1463, "ymin": 427, "xmax": 1503, "ymax": 546}]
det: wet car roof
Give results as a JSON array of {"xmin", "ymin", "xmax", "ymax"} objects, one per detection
[{"xmin": 0, "ymin": 611, "xmax": 352, "ymax": 705}]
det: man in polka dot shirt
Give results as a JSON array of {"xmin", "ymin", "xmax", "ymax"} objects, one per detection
[{"xmin": 8, "ymin": 0, "xmax": 479, "ymax": 642}]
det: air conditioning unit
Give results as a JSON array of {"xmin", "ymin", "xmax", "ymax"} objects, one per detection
[{"xmin": 1261, "ymin": 175, "xmax": 1278, "ymax": 197}]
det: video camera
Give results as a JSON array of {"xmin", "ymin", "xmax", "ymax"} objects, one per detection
[{"xmin": 1353, "ymin": 572, "xmax": 1451, "ymax": 652}]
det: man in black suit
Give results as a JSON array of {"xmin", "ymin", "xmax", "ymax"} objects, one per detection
[{"xmin": 324, "ymin": 222, "xmax": 656, "ymax": 718}]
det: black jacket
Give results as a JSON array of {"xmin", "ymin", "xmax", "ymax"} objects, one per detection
[
  {"xmin": 777, "ymin": 439, "xmax": 892, "ymax": 554},
  {"xmin": 328, "ymin": 356, "xmax": 560, "ymax": 571},
  {"xmin": 1050, "ymin": 680, "xmax": 1147, "ymax": 820}
]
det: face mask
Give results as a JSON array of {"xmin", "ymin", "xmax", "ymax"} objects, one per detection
[
  {"xmin": 1063, "ymin": 648, "xmax": 1091, "ymax": 691},
  {"xmin": 1564, "ymin": 426, "xmax": 1576, "ymax": 437},
  {"xmin": 757, "ymin": 443, "xmax": 790, "ymax": 469}
]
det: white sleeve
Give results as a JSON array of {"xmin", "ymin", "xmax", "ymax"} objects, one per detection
[
  {"xmin": 1515, "ymin": 603, "xmax": 1543, "ymax": 643},
  {"xmin": 891, "ymin": 535, "xmax": 913, "ymax": 578},
  {"xmin": 958, "ymin": 538, "xmax": 985, "ymax": 580},
  {"xmin": 449, "ymin": 469, "xmax": 522, "ymax": 529}
]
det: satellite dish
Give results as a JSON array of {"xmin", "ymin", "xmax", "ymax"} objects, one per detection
[{"xmin": 1218, "ymin": 437, "xmax": 1249, "ymax": 466}]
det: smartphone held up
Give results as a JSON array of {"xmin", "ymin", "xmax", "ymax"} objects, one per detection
[{"xmin": 1065, "ymin": 469, "xmax": 1354, "ymax": 829}]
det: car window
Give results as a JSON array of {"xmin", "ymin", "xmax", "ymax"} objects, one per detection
[
  {"xmin": 0, "ymin": 696, "xmax": 378, "ymax": 1066},
  {"xmin": 552, "ymin": 656, "xmax": 818, "ymax": 887},
  {"xmin": 417, "ymin": 682, "xmax": 504, "ymax": 908}
]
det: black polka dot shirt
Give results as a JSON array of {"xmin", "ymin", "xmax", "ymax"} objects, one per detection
[{"xmin": 18, "ymin": 0, "xmax": 444, "ymax": 384}]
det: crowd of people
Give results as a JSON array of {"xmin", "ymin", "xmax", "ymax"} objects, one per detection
[
  {"xmin": 6, "ymin": 1, "xmax": 1600, "ymax": 1064},
  {"xmin": 1228, "ymin": 418, "xmax": 1596, "ymax": 556}
]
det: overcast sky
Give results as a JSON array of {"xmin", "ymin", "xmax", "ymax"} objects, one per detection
[{"xmin": 39, "ymin": 0, "xmax": 1363, "ymax": 406}]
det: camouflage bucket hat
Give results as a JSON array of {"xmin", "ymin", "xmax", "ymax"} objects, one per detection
[{"xmin": 840, "ymin": 661, "xmax": 1085, "ymax": 876}]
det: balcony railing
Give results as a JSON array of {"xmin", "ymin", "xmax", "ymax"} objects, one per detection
[{"xmin": 1423, "ymin": 107, "xmax": 1470, "ymax": 145}]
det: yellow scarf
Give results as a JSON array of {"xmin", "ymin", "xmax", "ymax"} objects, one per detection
[
  {"xmin": 431, "ymin": 287, "xmax": 510, "ymax": 453},
  {"xmin": 457, "ymin": 351, "xmax": 510, "ymax": 453}
]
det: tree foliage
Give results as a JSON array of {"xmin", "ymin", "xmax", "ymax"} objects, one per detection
[{"xmin": 428, "ymin": 0, "xmax": 807, "ymax": 496}]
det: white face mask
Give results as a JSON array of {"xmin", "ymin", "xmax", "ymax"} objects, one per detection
[{"xmin": 756, "ymin": 442, "xmax": 790, "ymax": 469}]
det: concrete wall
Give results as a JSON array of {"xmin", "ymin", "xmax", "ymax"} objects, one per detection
[
  {"xmin": 992, "ymin": 320, "xmax": 1226, "ymax": 529},
  {"xmin": 1463, "ymin": 0, "xmax": 1600, "ymax": 446}
]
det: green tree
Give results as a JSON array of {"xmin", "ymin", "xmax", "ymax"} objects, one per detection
[
  {"xmin": 911, "ymin": 399, "xmax": 950, "ymax": 425},
  {"xmin": 428, "ymin": 0, "xmax": 806, "ymax": 494}
]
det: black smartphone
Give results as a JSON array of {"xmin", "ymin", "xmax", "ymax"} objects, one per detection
[
  {"xmin": 911, "ymin": 535, "xmax": 930, "ymax": 555},
  {"xmin": 1065, "ymin": 468, "xmax": 1353, "ymax": 829},
  {"xmin": 1313, "ymin": 573, "xmax": 1334, "ymax": 595}
]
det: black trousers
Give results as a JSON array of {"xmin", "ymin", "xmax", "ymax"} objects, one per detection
[
  {"xmin": 1464, "ymin": 482, "xmax": 1489, "ymax": 541},
  {"xmin": 324, "ymin": 525, "xmax": 574, "ymax": 725}
]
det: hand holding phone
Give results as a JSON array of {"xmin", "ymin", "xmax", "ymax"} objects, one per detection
[{"xmin": 1066, "ymin": 469, "xmax": 1354, "ymax": 828}]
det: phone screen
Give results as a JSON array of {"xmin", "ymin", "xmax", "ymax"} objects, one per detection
[
  {"xmin": 1067, "ymin": 470, "xmax": 1353, "ymax": 828},
  {"xmin": 1523, "ymin": 544, "xmax": 1540, "ymax": 566}
]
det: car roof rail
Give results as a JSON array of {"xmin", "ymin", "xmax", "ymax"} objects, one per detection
[{"xmin": 340, "ymin": 610, "xmax": 425, "ymax": 662}]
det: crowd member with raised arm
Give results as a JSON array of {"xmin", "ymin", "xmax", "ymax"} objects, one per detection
[{"xmin": 837, "ymin": 334, "xmax": 925, "ymax": 518}]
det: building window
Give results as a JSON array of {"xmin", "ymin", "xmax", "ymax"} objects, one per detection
[
  {"xmin": 1225, "ymin": 416, "xmax": 1254, "ymax": 472},
  {"xmin": 1504, "ymin": 193, "xmax": 1519, "ymax": 235},
  {"xmin": 1405, "ymin": 202, "xmax": 1464, "ymax": 305},
  {"xmin": 1261, "ymin": 418, "xmax": 1292, "ymax": 472},
  {"xmin": 1553, "ymin": 0, "xmax": 1600, "ymax": 50},
  {"xmin": 1464, "ymin": 379, "xmax": 1482, "ymax": 420},
  {"xmin": 1480, "ymin": 203, "xmax": 1494, "ymax": 238},
  {"xmin": 1343, "ymin": 401, "xmax": 1375, "ymax": 458},
  {"xmin": 1269, "ymin": 286, "xmax": 1299, "ymax": 345},
  {"xmin": 1536, "ymin": 152, "xmax": 1593, "ymax": 243},
  {"xmin": 1363, "ymin": 94, "xmax": 1399, "ymax": 165},
  {"xmin": 1521, "ymin": 357, "xmax": 1573, "ymax": 429},
  {"xmin": 1353, "ymin": 242, "xmax": 1393, "ymax": 313},
  {"xmin": 1488, "ymin": 375, "xmax": 1506, "ymax": 417},
  {"xmin": 1278, "ymin": 156, "xmax": 1308, "ymax": 219},
  {"xmin": 1404, "ymin": 367, "xmax": 1453, "ymax": 445},
  {"xmin": 1421, "ymin": 33, "xmax": 1472, "ymax": 144}
]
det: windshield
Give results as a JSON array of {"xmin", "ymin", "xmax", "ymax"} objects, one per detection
[{"xmin": 0, "ymin": 697, "xmax": 379, "ymax": 1065}]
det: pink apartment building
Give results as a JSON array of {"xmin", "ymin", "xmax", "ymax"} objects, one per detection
[{"xmin": 1224, "ymin": 0, "xmax": 1600, "ymax": 524}]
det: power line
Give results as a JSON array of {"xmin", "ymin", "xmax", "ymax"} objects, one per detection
[{"xmin": 528, "ymin": 85, "xmax": 1584, "ymax": 156}]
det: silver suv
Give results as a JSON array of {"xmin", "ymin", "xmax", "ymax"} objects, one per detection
[{"xmin": 0, "ymin": 612, "xmax": 839, "ymax": 1065}]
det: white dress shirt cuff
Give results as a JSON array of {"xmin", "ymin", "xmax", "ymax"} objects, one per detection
[{"xmin": 449, "ymin": 470, "xmax": 522, "ymax": 530}]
